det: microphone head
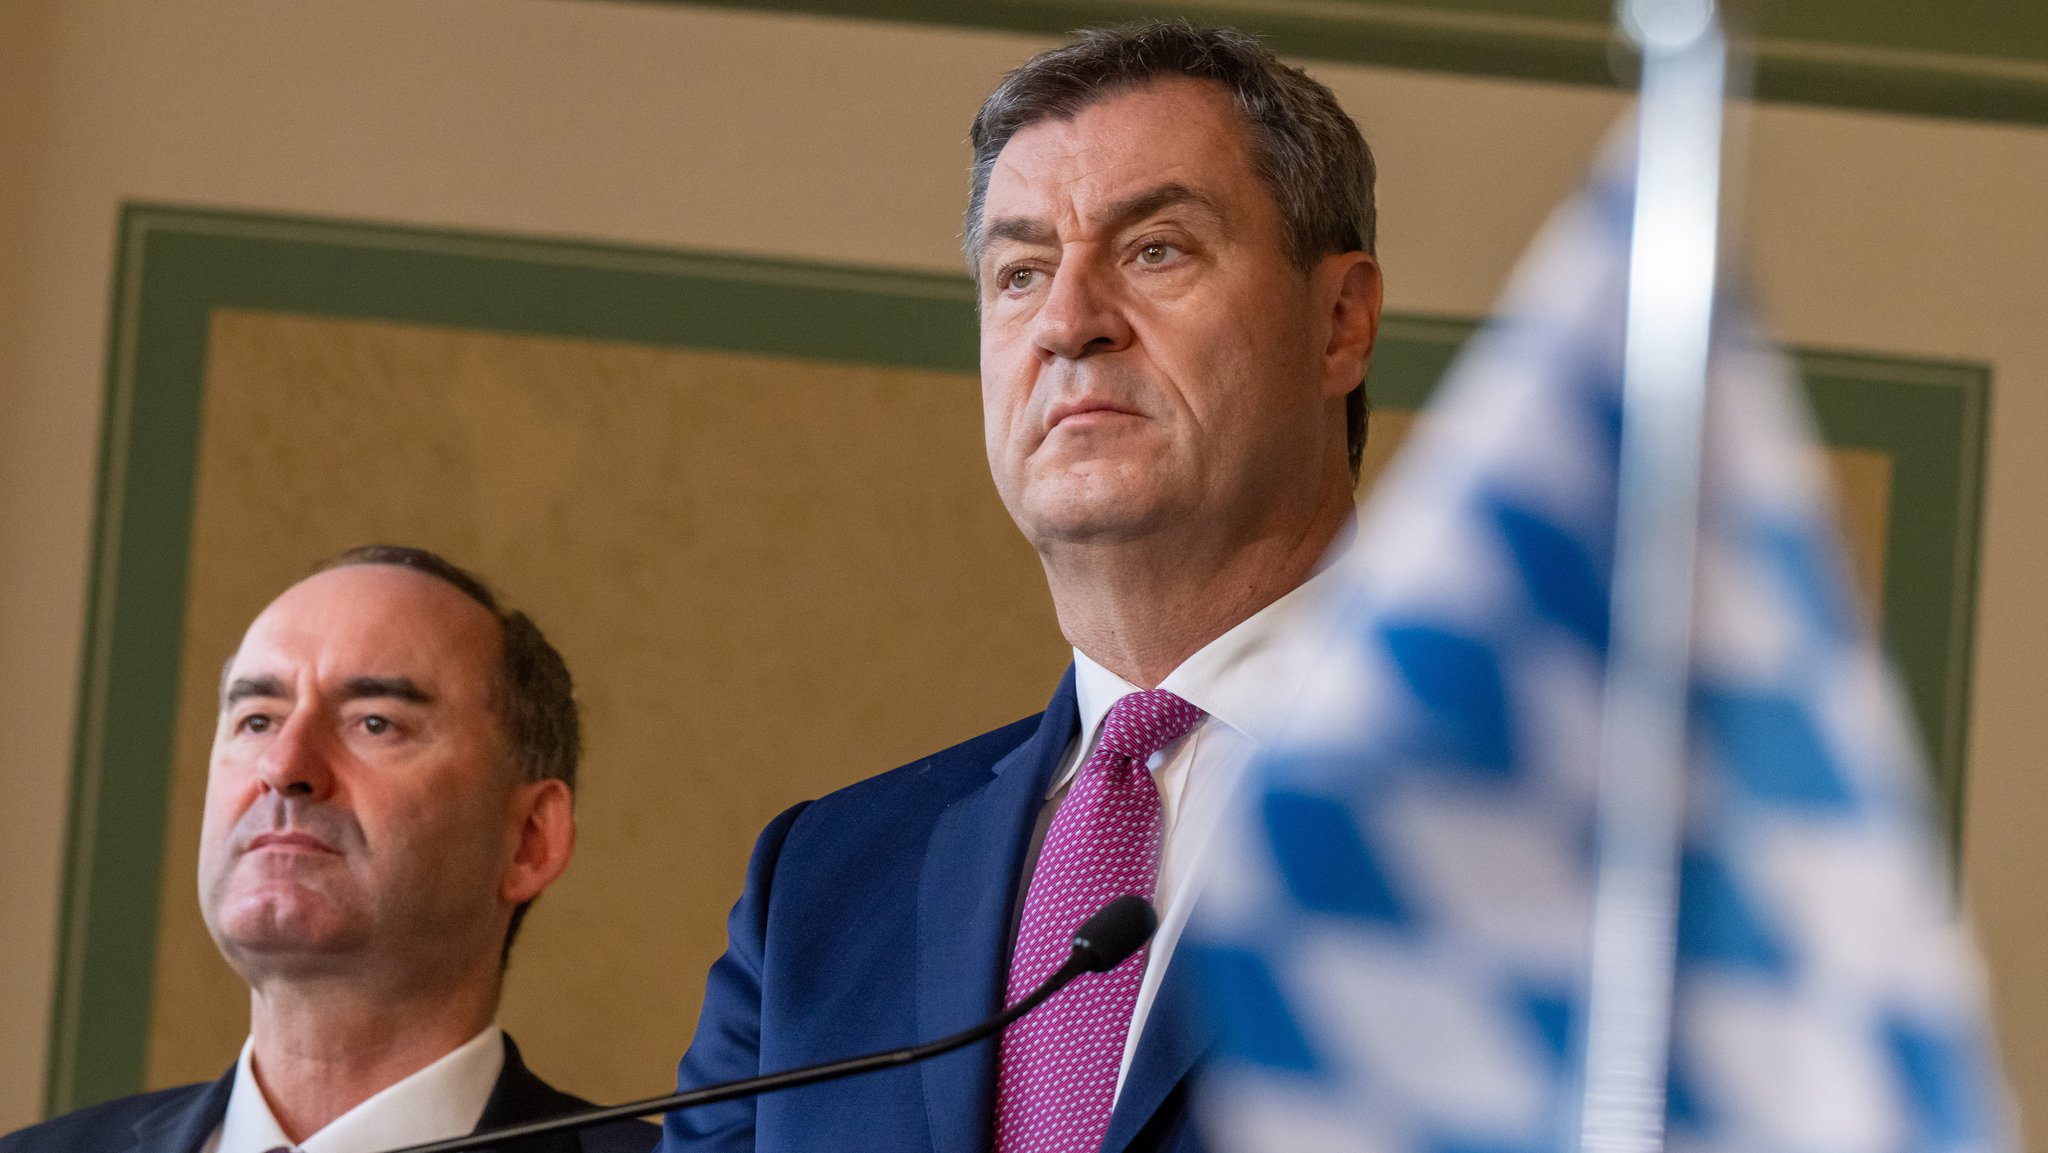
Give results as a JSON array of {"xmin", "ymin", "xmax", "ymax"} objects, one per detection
[{"xmin": 1071, "ymin": 895, "xmax": 1157, "ymax": 973}]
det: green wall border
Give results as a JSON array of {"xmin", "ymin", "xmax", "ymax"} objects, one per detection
[
  {"xmin": 662, "ymin": 0, "xmax": 2048, "ymax": 127},
  {"xmin": 47, "ymin": 204, "xmax": 1989, "ymax": 1114}
]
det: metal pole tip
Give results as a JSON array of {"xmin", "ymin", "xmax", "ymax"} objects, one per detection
[{"xmin": 1619, "ymin": 0, "xmax": 1715, "ymax": 50}]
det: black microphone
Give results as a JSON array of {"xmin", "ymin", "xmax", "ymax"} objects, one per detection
[{"xmin": 382, "ymin": 894, "xmax": 1158, "ymax": 1153}]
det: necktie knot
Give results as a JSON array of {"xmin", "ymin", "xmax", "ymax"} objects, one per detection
[{"xmin": 1095, "ymin": 689, "xmax": 1205, "ymax": 764}]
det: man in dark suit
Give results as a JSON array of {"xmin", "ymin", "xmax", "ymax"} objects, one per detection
[
  {"xmin": 3, "ymin": 546, "xmax": 655, "ymax": 1153},
  {"xmin": 662, "ymin": 21, "xmax": 1382, "ymax": 1153}
]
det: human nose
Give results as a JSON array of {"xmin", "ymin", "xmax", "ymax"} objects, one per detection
[
  {"xmin": 254, "ymin": 711, "xmax": 336, "ymax": 801},
  {"xmin": 1031, "ymin": 255, "xmax": 1132, "ymax": 360}
]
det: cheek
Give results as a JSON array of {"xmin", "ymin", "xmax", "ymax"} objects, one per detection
[
  {"xmin": 197, "ymin": 774, "xmax": 251, "ymax": 860},
  {"xmin": 980, "ymin": 364, "xmax": 1035, "ymax": 454},
  {"xmin": 1150, "ymin": 320, "xmax": 1246, "ymax": 420},
  {"xmin": 349, "ymin": 783, "xmax": 429, "ymax": 851},
  {"xmin": 364, "ymin": 772, "xmax": 504, "ymax": 866},
  {"xmin": 1177, "ymin": 301, "xmax": 1317, "ymax": 423}
]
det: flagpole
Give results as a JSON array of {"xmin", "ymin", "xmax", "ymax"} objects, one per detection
[{"xmin": 1576, "ymin": 3, "xmax": 1727, "ymax": 1153}]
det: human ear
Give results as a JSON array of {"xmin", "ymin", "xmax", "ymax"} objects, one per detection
[
  {"xmin": 500, "ymin": 778, "xmax": 575, "ymax": 905},
  {"xmin": 1320, "ymin": 252, "xmax": 1383, "ymax": 400}
]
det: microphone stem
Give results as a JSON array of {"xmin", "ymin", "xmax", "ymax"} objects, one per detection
[{"xmin": 382, "ymin": 955, "xmax": 1090, "ymax": 1153}]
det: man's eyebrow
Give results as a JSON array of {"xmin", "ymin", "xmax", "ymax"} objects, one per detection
[
  {"xmin": 222, "ymin": 674, "xmax": 434, "ymax": 709},
  {"xmin": 1095, "ymin": 182, "xmax": 1224, "ymax": 233},
  {"xmin": 980, "ymin": 216, "xmax": 1059, "ymax": 251},
  {"xmin": 223, "ymin": 674, "xmax": 288, "ymax": 708},
  {"xmin": 340, "ymin": 676, "xmax": 432, "ymax": 705},
  {"xmin": 981, "ymin": 183, "xmax": 1224, "ymax": 258}
]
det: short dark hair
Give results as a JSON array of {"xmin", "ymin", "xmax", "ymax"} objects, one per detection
[
  {"xmin": 966, "ymin": 21, "xmax": 1377, "ymax": 477},
  {"xmin": 312, "ymin": 545, "xmax": 580, "ymax": 960}
]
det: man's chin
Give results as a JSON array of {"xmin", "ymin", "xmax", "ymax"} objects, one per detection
[
  {"xmin": 1014, "ymin": 477, "xmax": 1184, "ymax": 545},
  {"xmin": 1021, "ymin": 503, "xmax": 1172, "ymax": 546},
  {"xmin": 212, "ymin": 894, "xmax": 367, "ymax": 965}
]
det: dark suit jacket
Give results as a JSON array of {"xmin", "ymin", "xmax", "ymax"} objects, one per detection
[
  {"xmin": 661, "ymin": 669, "xmax": 1207, "ymax": 1153},
  {"xmin": 0, "ymin": 1034, "xmax": 658, "ymax": 1153}
]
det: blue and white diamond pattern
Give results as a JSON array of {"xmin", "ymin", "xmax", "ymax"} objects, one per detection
[{"xmin": 1188, "ymin": 154, "xmax": 2010, "ymax": 1153}]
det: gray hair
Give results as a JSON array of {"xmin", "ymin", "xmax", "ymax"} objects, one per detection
[{"xmin": 965, "ymin": 21, "xmax": 1378, "ymax": 475}]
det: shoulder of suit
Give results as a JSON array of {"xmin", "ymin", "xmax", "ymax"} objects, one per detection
[
  {"xmin": 802, "ymin": 708, "xmax": 1049, "ymax": 813},
  {"xmin": 0, "ymin": 1082, "xmax": 215, "ymax": 1150}
]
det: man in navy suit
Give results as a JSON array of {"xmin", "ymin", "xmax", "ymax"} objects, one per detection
[
  {"xmin": 664, "ymin": 22, "xmax": 1382, "ymax": 1153},
  {"xmin": 3, "ymin": 547, "xmax": 655, "ymax": 1153}
]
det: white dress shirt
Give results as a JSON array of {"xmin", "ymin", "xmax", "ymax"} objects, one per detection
[
  {"xmin": 204, "ymin": 1023, "xmax": 505, "ymax": 1153},
  {"xmin": 1046, "ymin": 526, "xmax": 1361, "ymax": 1100}
]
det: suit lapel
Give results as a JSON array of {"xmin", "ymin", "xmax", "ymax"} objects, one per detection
[
  {"xmin": 129, "ymin": 1070, "xmax": 234, "ymax": 1153},
  {"xmin": 473, "ymin": 1035, "xmax": 583, "ymax": 1152},
  {"xmin": 917, "ymin": 669, "xmax": 1078, "ymax": 1153},
  {"xmin": 1101, "ymin": 937, "xmax": 1216, "ymax": 1153}
]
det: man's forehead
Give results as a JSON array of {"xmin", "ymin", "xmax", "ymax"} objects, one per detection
[
  {"xmin": 984, "ymin": 79, "xmax": 1257, "ymax": 221},
  {"xmin": 227, "ymin": 565, "xmax": 499, "ymax": 689}
]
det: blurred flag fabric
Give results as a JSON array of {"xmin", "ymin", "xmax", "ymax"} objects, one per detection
[{"xmin": 1183, "ymin": 152, "xmax": 2011, "ymax": 1153}]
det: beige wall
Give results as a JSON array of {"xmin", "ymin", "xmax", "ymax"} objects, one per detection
[
  {"xmin": 2, "ymin": 0, "xmax": 2044, "ymax": 1137},
  {"xmin": 143, "ymin": 315, "xmax": 1070, "ymax": 1098},
  {"xmin": 0, "ymin": 0, "xmax": 73, "ymax": 1132}
]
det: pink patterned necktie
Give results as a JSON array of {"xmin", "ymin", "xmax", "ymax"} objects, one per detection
[{"xmin": 994, "ymin": 689, "xmax": 1206, "ymax": 1153}]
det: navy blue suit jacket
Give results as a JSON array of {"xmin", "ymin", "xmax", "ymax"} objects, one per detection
[
  {"xmin": 662, "ymin": 670, "xmax": 1208, "ymax": 1153},
  {"xmin": 0, "ymin": 1035, "xmax": 657, "ymax": 1153}
]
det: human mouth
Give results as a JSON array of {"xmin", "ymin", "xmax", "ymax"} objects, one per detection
[
  {"xmin": 246, "ymin": 831, "xmax": 338, "ymax": 856},
  {"xmin": 1045, "ymin": 398, "xmax": 1140, "ymax": 432}
]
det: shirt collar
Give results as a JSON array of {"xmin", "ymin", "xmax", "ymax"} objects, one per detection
[
  {"xmin": 1066, "ymin": 518, "xmax": 1363, "ymax": 769},
  {"xmin": 216, "ymin": 1023, "xmax": 505, "ymax": 1153}
]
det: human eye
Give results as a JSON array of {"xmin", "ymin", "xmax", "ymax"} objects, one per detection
[
  {"xmin": 999, "ymin": 264, "xmax": 1044, "ymax": 293},
  {"xmin": 358, "ymin": 714, "xmax": 397, "ymax": 737},
  {"xmin": 234, "ymin": 712, "xmax": 275, "ymax": 735},
  {"xmin": 1133, "ymin": 240, "xmax": 1186, "ymax": 267}
]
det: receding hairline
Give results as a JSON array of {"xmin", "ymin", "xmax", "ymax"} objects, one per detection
[{"xmin": 217, "ymin": 562, "xmax": 507, "ymax": 707}]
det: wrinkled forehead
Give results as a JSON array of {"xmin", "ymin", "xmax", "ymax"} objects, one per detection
[
  {"xmin": 982, "ymin": 78, "xmax": 1264, "ymax": 229},
  {"xmin": 223, "ymin": 565, "xmax": 503, "ymax": 703}
]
